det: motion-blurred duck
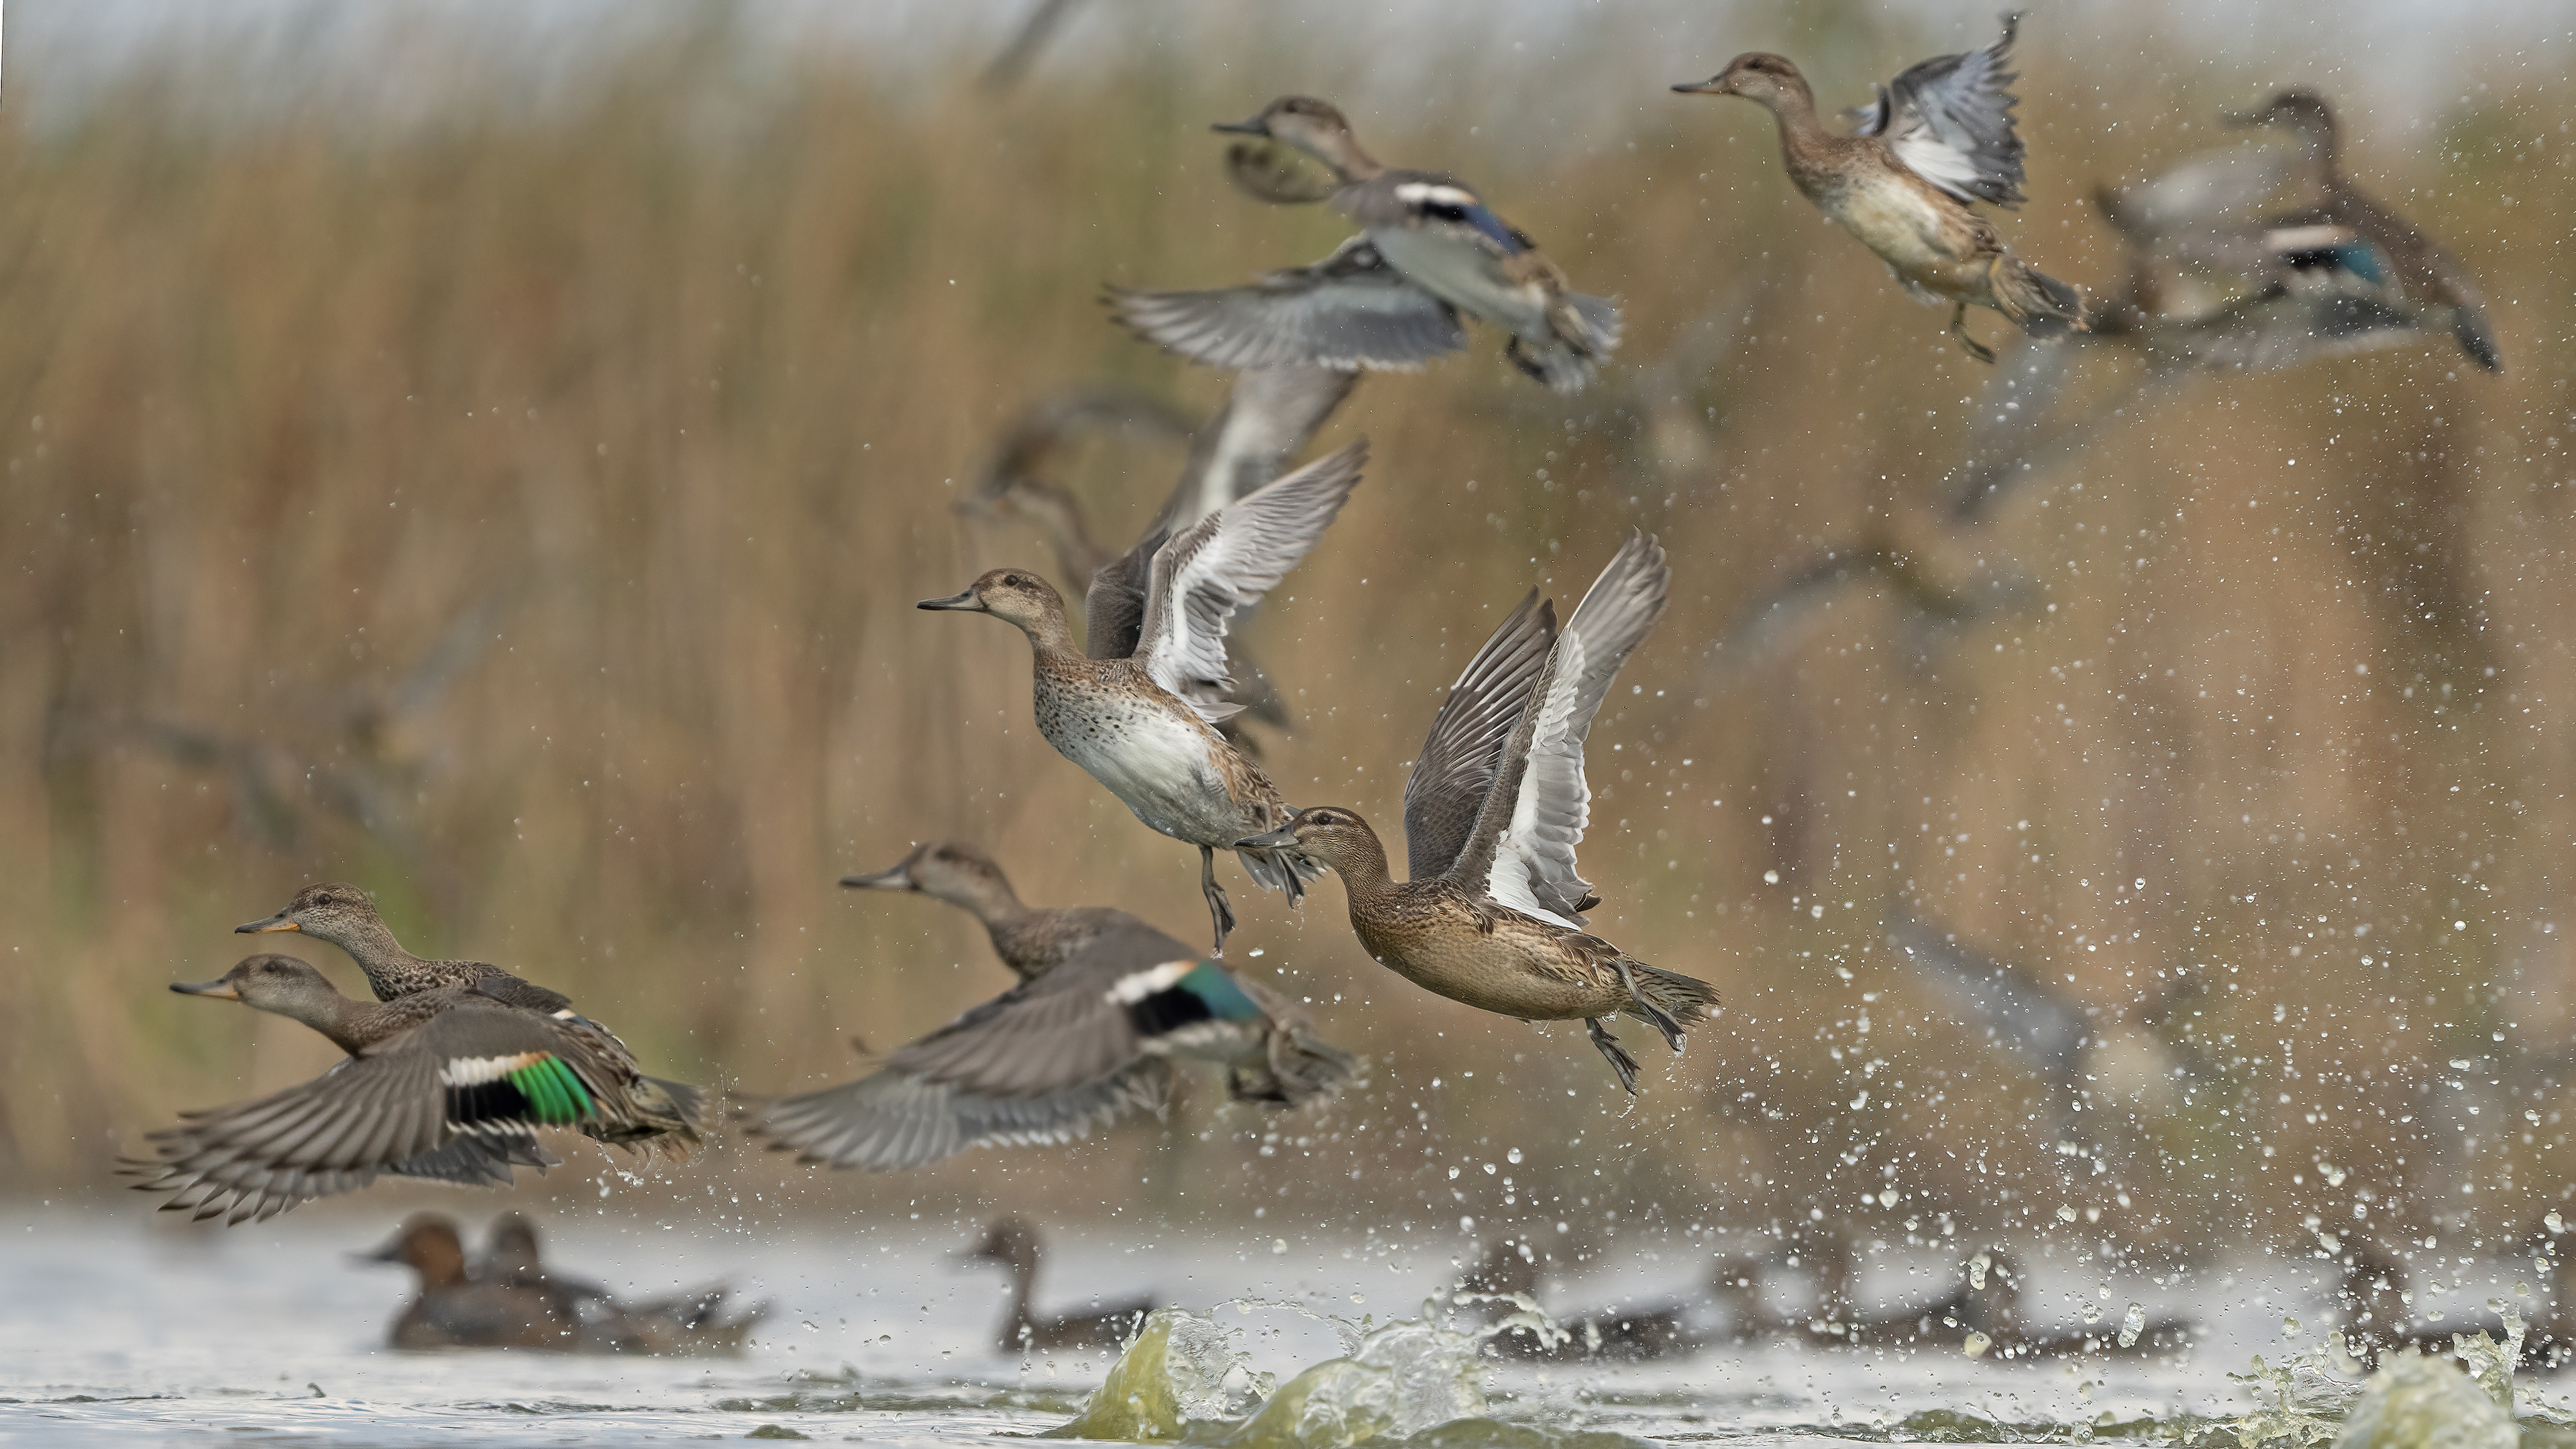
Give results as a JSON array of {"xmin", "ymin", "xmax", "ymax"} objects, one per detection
[
  {"xmin": 2090, "ymin": 90, "xmax": 2500, "ymax": 372},
  {"xmin": 963, "ymin": 1218, "xmax": 1155, "ymax": 1356},
  {"xmin": 743, "ymin": 843, "xmax": 1354, "ymax": 1171},
  {"xmin": 920, "ymin": 443, "xmax": 1364, "ymax": 953},
  {"xmin": 1674, "ymin": 17, "xmax": 2084, "ymax": 362},
  {"xmin": 123, "ymin": 955, "xmax": 695, "ymax": 1224},
  {"xmin": 1112, "ymin": 97, "xmax": 1619, "ymax": 392},
  {"xmin": 2332, "ymin": 1236, "xmax": 2509, "ymax": 1369},
  {"xmin": 1240, "ymin": 533, "xmax": 1717, "ymax": 1093}
]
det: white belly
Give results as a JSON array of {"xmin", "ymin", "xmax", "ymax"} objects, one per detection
[
  {"xmin": 1037, "ymin": 678, "xmax": 1243, "ymax": 845},
  {"xmin": 1829, "ymin": 174, "xmax": 1971, "ymax": 292},
  {"xmin": 1369, "ymin": 225, "xmax": 1550, "ymax": 338}
]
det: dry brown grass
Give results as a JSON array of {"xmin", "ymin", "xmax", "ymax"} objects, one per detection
[{"xmin": 5, "ymin": 19, "xmax": 2575, "ymax": 1258}]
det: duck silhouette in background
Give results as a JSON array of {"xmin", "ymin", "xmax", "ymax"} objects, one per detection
[{"xmin": 961, "ymin": 1218, "xmax": 1156, "ymax": 1356}]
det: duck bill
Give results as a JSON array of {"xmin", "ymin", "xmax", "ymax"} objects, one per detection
[
  {"xmin": 354, "ymin": 1237, "xmax": 408, "ymax": 1265},
  {"xmin": 915, "ymin": 590, "xmax": 985, "ymax": 612},
  {"xmin": 838, "ymin": 864, "xmax": 914, "ymax": 891},
  {"xmin": 170, "ymin": 977, "xmax": 241, "ymax": 1000},
  {"xmin": 1211, "ymin": 116, "xmax": 1271, "ymax": 136},
  {"xmin": 235, "ymin": 912, "xmax": 299, "ymax": 934},
  {"xmin": 1236, "ymin": 827, "xmax": 1299, "ymax": 850},
  {"xmin": 1670, "ymin": 78, "xmax": 1726, "ymax": 95}
]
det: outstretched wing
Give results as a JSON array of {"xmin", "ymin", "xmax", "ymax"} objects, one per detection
[
  {"xmin": 1401, "ymin": 592, "xmax": 1556, "ymax": 883},
  {"xmin": 744, "ymin": 918, "xmax": 1236, "ymax": 1171},
  {"xmin": 1109, "ymin": 237, "xmax": 1468, "ymax": 373},
  {"xmin": 1863, "ymin": 15, "xmax": 2029, "ymax": 208},
  {"xmin": 1444, "ymin": 533, "xmax": 1670, "ymax": 922},
  {"xmin": 1132, "ymin": 441, "xmax": 1365, "ymax": 717}
]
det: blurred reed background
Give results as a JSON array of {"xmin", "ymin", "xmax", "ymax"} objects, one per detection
[{"xmin": 2, "ymin": 1, "xmax": 2572, "ymax": 1267}]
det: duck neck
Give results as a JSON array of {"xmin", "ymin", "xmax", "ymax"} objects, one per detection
[
  {"xmin": 1014, "ymin": 607, "xmax": 1081, "ymax": 663},
  {"xmin": 933, "ymin": 878, "xmax": 1041, "ymax": 962},
  {"xmin": 268, "ymin": 992, "xmax": 389, "ymax": 1057},
  {"xmin": 1321, "ymin": 828, "xmax": 1400, "ymax": 906},
  {"xmin": 1003, "ymin": 1244, "xmax": 1040, "ymax": 1328},
  {"xmin": 317, "ymin": 916, "xmax": 429, "ymax": 998},
  {"xmin": 1313, "ymin": 131, "xmax": 1385, "ymax": 184},
  {"xmin": 412, "ymin": 1236, "xmax": 471, "ymax": 1291},
  {"xmin": 1757, "ymin": 83, "xmax": 1833, "ymax": 184}
]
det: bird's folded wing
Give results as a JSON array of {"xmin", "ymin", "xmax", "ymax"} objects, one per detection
[
  {"xmin": 1132, "ymin": 441, "xmax": 1365, "ymax": 715},
  {"xmin": 1110, "ymin": 237, "xmax": 1467, "ymax": 372},
  {"xmin": 1867, "ymin": 15, "xmax": 2029, "ymax": 208},
  {"xmin": 1403, "ymin": 592, "xmax": 1557, "ymax": 882}
]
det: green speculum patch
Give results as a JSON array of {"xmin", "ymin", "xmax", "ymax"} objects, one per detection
[{"xmin": 507, "ymin": 1056, "xmax": 594, "ymax": 1124}]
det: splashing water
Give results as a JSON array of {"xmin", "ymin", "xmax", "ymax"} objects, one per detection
[
  {"xmin": 1051, "ymin": 1303, "xmax": 1494, "ymax": 1447},
  {"xmin": 2329, "ymin": 1351, "xmax": 2513, "ymax": 1449}
]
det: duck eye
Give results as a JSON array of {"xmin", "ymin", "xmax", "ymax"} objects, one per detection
[{"xmin": 315, "ymin": 894, "xmax": 334, "ymax": 906}]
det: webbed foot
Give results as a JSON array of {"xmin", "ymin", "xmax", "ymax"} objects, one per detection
[{"xmin": 1586, "ymin": 1018, "xmax": 1642, "ymax": 1096}]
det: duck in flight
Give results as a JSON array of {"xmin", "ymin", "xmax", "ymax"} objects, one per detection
[
  {"xmin": 1240, "ymin": 533, "xmax": 1717, "ymax": 1092},
  {"xmin": 1110, "ymin": 97, "xmax": 1619, "ymax": 393},
  {"xmin": 920, "ymin": 443, "xmax": 1364, "ymax": 954},
  {"xmin": 741, "ymin": 843, "xmax": 1354, "ymax": 1171},
  {"xmin": 123, "ymin": 954, "xmax": 700, "ymax": 1224},
  {"xmin": 1674, "ymin": 17, "xmax": 2084, "ymax": 362}
]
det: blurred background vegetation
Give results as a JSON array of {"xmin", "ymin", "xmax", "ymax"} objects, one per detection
[{"xmin": 2, "ymin": 0, "xmax": 2572, "ymax": 1273}]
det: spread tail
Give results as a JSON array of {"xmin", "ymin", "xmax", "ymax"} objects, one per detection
[
  {"xmin": 1236, "ymin": 841, "xmax": 1325, "ymax": 897},
  {"xmin": 1506, "ymin": 334, "xmax": 1599, "ymax": 394},
  {"xmin": 1623, "ymin": 961, "xmax": 1719, "ymax": 1034},
  {"xmin": 588, "ymin": 1074, "xmax": 708, "ymax": 1160},
  {"xmin": 1995, "ymin": 258, "xmax": 2087, "ymax": 338}
]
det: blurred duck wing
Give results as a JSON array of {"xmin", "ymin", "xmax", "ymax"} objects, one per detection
[{"xmin": 1109, "ymin": 237, "xmax": 1467, "ymax": 372}]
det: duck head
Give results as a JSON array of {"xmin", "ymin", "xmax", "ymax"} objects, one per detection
[
  {"xmin": 2227, "ymin": 89, "xmax": 2339, "ymax": 163},
  {"xmin": 1238, "ymin": 806, "xmax": 1377, "ymax": 875},
  {"xmin": 918, "ymin": 568, "xmax": 1073, "ymax": 646},
  {"xmin": 486, "ymin": 1212, "xmax": 545, "ymax": 1281},
  {"xmin": 235, "ymin": 881, "xmax": 388, "ymax": 948},
  {"xmin": 172, "ymin": 953, "xmax": 352, "ymax": 1022},
  {"xmin": 842, "ymin": 841, "xmax": 1024, "ymax": 916},
  {"xmin": 1214, "ymin": 96, "xmax": 1380, "ymax": 182},
  {"xmin": 361, "ymin": 1213, "xmax": 471, "ymax": 1289},
  {"xmin": 1672, "ymin": 53, "xmax": 1815, "ymax": 112}
]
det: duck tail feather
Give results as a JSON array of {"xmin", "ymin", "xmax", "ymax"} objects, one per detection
[
  {"xmin": 1626, "ymin": 961, "xmax": 1721, "ymax": 1029},
  {"xmin": 1998, "ymin": 261, "xmax": 2087, "ymax": 337}
]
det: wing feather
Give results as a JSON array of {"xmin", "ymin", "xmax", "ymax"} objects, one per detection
[
  {"xmin": 1109, "ymin": 237, "xmax": 1468, "ymax": 373},
  {"xmin": 1132, "ymin": 441, "xmax": 1364, "ymax": 716},
  {"xmin": 1440, "ymin": 533, "xmax": 1670, "ymax": 921},
  {"xmin": 1401, "ymin": 592, "xmax": 1557, "ymax": 882},
  {"xmin": 1874, "ymin": 15, "xmax": 2030, "ymax": 208}
]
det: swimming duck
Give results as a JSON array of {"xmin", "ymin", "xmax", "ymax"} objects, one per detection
[
  {"xmin": 364, "ymin": 1213, "xmax": 576, "ymax": 1350},
  {"xmin": 1238, "ymin": 533, "xmax": 1717, "ymax": 1093},
  {"xmin": 123, "ymin": 955, "xmax": 700, "ymax": 1224},
  {"xmin": 482, "ymin": 1213, "xmax": 767, "ymax": 1354},
  {"xmin": 2331, "ymin": 1236, "xmax": 2509, "ymax": 1369},
  {"xmin": 745, "ymin": 898, "xmax": 1355, "ymax": 1171},
  {"xmin": 1957, "ymin": 1248, "xmax": 2198, "ymax": 1360},
  {"xmin": 920, "ymin": 442, "xmax": 1364, "ymax": 953},
  {"xmin": 1460, "ymin": 1241, "xmax": 1699, "ymax": 1360},
  {"xmin": 1110, "ymin": 97, "xmax": 1619, "ymax": 393},
  {"xmin": 2218, "ymin": 89, "xmax": 2501, "ymax": 370},
  {"xmin": 963, "ymin": 1217, "xmax": 1155, "ymax": 1356},
  {"xmin": 1674, "ymin": 17, "xmax": 2085, "ymax": 362}
]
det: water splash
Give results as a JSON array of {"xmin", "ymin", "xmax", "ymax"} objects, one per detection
[
  {"xmin": 2328, "ymin": 1350, "xmax": 2512, "ymax": 1449},
  {"xmin": 1048, "ymin": 1302, "xmax": 1495, "ymax": 1448}
]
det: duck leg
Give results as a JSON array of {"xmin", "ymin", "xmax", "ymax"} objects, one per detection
[
  {"xmin": 1948, "ymin": 303, "xmax": 1998, "ymax": 365},
  {"xmin": 1585, "ymin": 1018, "xmax": 1641, "ymax": 1096},
  {"xmin": 1199, "ymin": 845, "xmax": 1237, "ymax": 956},
  {"xmin": 1612, "ymin": 960, "xmax": 1686, "ymax": 1053}
]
